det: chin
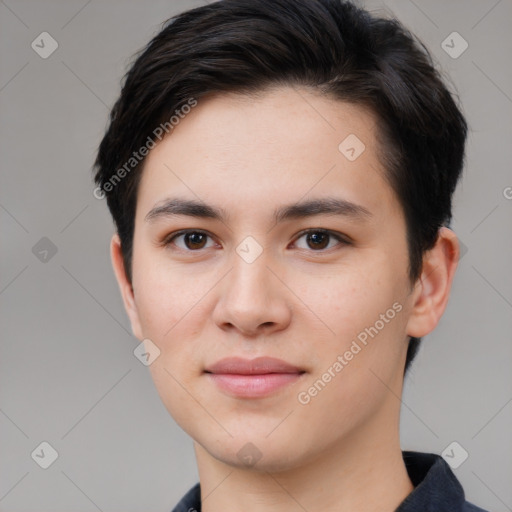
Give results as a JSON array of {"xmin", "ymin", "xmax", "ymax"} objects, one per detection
[{"xmin": 196, "ymin": 429, "xmax": 319, "ymax": 474}]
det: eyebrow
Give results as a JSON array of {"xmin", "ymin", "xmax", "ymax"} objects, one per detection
[{"xmin": 144, "ymin": 196, "xmax": 373, "ymax": 224}]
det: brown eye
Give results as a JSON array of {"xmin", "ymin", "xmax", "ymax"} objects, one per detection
[
  {"xmin": 164, "ymin": 230, "xmax": 216, "ymax": 251},
  {"xmin": 184, "ymin": 232, "xmax": 207, "ymax": 249},
  {"xmin": 293, "ymin": 229, "xmax": 348, "ymax": 251},
  {"xmin": 305, "ymin": 231, "xmax": 330, "ymax": 250}
]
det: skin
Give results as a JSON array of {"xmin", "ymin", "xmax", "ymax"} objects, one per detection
[{"xmin": 110, "ymin": 86, "xmax": 460, "ymax": 512}]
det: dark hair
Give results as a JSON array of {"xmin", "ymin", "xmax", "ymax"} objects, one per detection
[{"xmin": 93, "ymin": 0, "xmax": 467, "ymax": 375}]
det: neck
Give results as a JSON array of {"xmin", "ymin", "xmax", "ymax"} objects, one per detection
[{"xmin": 194, "ymin": 410, "xmax": 414, "ymax": 512}]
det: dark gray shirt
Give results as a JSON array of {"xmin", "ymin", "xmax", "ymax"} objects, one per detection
[{"xmin": 171, "ymin": 451, "xmax": 489, "ymax": 512}]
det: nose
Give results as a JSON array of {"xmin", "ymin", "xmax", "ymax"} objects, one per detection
[{"xmin": 211, "ymin": 250, "xmax": 292, "ymax": 337}]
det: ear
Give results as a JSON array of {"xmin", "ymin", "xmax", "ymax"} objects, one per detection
[
  {"xmin": 406, "ymin": 227, "xmax": 460, "ymax": 338},
  {"xmin": 110, "ymin": 233, "xmax": 143, "ymax": 340}
]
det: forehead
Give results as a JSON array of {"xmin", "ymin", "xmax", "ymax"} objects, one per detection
[{"xmin": 135, "ymin": 86, "xmax": 402, "ymax": 226}]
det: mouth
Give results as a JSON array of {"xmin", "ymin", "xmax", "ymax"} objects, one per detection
[{"xmin": 204, "ymin": 356, "xmax": 306, "ymax": 398}]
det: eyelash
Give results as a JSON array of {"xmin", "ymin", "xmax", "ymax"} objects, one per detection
[{"xmin": 161, "ymin": 228, "xmax": 351, "ymax": 253}]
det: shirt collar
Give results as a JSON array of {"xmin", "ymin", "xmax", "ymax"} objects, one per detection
[{"xmin": 397, "ymin": 451, "xmax": 466, "ymax": 511}]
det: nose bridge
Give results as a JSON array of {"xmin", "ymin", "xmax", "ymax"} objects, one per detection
[
  {"xmin": 212, "ymin": 243, "xmax": 291, "ymax": 334},
  {"xmin": 227, "ymin": 246, "xmax": 274, "ymax": 307}
]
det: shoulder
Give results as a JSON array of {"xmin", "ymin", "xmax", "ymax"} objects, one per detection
[
  {"xmin": 171, "ymin": 483, "xmax": 201, "ymax": 512},
  {"xmin": 399, "ymin": 451, "xmax": 490, "ymax": 512}
]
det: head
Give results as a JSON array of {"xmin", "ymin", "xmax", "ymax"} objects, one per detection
[{"xmin": 94, "ymin": 0, "xmax": 466, "ymax": 471}]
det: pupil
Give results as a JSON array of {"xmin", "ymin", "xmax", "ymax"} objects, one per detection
[
  {"xmin": 186, "ymin": 232, "xmax": 206, "ymax": 249},
  {"xmin": 308, "ymin": 232, "xmax": 328, "ymax": 250}
]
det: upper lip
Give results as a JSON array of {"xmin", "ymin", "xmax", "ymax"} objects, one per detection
[{"xmin": 205, "ymin": 357, "xmax": 304, "ymax": 375}]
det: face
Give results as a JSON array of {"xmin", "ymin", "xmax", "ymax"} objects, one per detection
[{"xmin": 116, "ymin": 87, "xmax": 426, "ymax": 471}]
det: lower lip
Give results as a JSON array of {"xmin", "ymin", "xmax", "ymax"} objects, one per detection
[{"xmin": 206, "ymin": 373, "xmax": 304, "ymax": 398}]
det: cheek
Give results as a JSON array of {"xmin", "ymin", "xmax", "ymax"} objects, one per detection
[
  {"xmin": 131, "ymin": 252, "xmax": 220, "ymax": 380},
  {"xmin": 293, "ymin": 262, "xmax": 408, "ymax": 380},
  {"xmin": 132, "ymin": 247, "xmax": 207, "ymax": 337},
  {"xmin": 134, "ymin": 265, "xmax": 212, "ymax": 427},
  {"xmin": 294, "ymin": 264, "xmax": 396, "ymax": 334},
  {"xmin": 294, "ymin": 283, "xmax": 407, "ymax": 435}
]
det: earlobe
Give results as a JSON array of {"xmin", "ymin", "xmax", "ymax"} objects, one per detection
[
  {"xmin": 405, "ymin": 227, "xmax": 460, "ymax": 338},
  {"xmin": 110, "ymin": 233, "xmax": 143, "ymax": 340}
]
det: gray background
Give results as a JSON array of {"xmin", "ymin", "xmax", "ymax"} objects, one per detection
[{"xmin": 1, "ymin": 0, "xmax": 511, "ymax": 511}]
